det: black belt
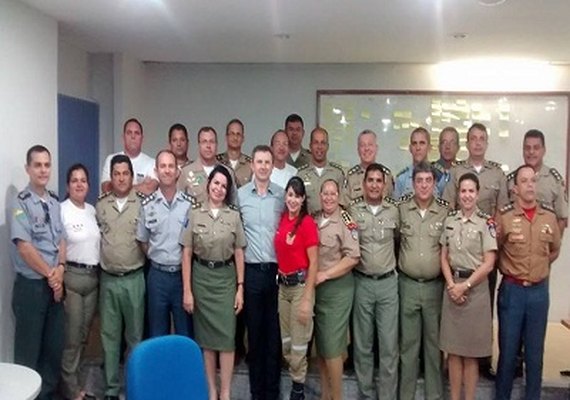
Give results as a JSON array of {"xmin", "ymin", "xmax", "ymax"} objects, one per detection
[
  {"xmin": 452, "ymin": 269, "xmax": 473, "ymax": 279},
  {"xmin": 246, "ymin": 262, "xmax": 277, "ymax": 272},
  {"xmin": 102, "ymin": 267, "xmax": 143, "ymax": 277},
  {"xmin": 400, "ymin": 270, "xmax": 441, "ymax": 283},
  {"xmin": 194, "ymin": 255, "xmax": 233, "ymax": 269},
  {"xmin": 151, "ymin": 261, "xmax": 182, "ymax": 273},
  {"xmin": 67, "ymin": 261, "xmax": 99, "ymax": 270},
  {"xmin": 354, "ymin": 269, "xmax": 396, "ymax": 280},
  {"xmin": 277, "ymin": 269, "xmax": 307, "ymax": 286}
]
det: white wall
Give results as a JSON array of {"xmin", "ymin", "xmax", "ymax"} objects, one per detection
[
  {"xmin": 58, "ymin": 39, "xmax": 90, "ymax": 100},
  {"xmin": 0, "ymin": 0, "xmax": 58, "ymax": 361},
  {"xmin": 142, "ymin": 62, "xmax": 570, "ymax": 322}
]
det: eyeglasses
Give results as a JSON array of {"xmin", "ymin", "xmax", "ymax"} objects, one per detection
[{"xmin": 41, "ymin": 201, "xmax": 51, "ymax": 225}]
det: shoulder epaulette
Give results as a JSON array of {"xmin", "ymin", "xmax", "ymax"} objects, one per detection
[
  {"xmin": 348, "ymin": 165, "xmax": 362, "ymax": 175},
  {"xmin": 431, "ymin": 162, "xmax": 445, "ymax": 173},
  {"xmin": 398, "ymin": 193, "xmax": 414, "ymax": 204},
  {"xmin": 48, "ymin": 190, "xmax": 59, "ymax": 201},
  {"xmin": 136, "ymin": 191, "xmax": 146, "ymax": 200},
  {"xmin": 340, "ymin": 209, "xmax": 358, "ymax": 231},
  {"xmin": 141, "ymin": 193, "xmax": 155, "ymax": 206},
  {"xmin": 549, "ymin": 168, "xmax": 564, "ymax": 183},
  {"xmin": 540, "ymin": 202, "xmax": 556, "ymax": 213},
  {"xmin": 304, "ymin": 148, "xmax": 312, "ymax": 154},
  {"xmin": 477, "ymin": 210, "xmax": 492, "ymax": 220},
  {"xmin": 243, "ymin": 154, "xmax": 252, "ymax": 162},
  {"xmin": 228, "ymin": 203, "xmax": 239, "ymax": 212},
  {"xmin": 384, "ymin": 196, "xmax": 398, "ymax": 206},
  {"xmin": 18, "ymin": 190, "xmax": 31, "ymax": 200},
  {"xmin": 297, "ymin": 164, "xmax": 309, "ymax": 171},
  {"xmin": 180, "ymin": 192, "xmax": 196, "ymax": 204},
  {"xmin": 487, "ymin": 160, "xmax": 503, "ymax": 169},
  {"xmin": 192, "ymin": 200, "xmax": 202, "ymax": 209},
  {"xmin": 448, "ymin": 209, "xmax": 459, "ymax": 216},
  {"xmin": 98, "ymin": 191, "xmax": 111, "ymax": 201},
  {"xmin": 349, "ymin": 196, "xmax": 365, "ymax": 206},
  {"xmin": 215, "ymin": 153, "xmax": 225, "ymax": 161},
  {"xmin": 435, "ymin": 197, "xmax": 449, "ymax": 208},
  {"xmin": 329, "ymin": 161, "xmax": 344, "ymax": 172},
  {"xmin": 452, "ymin": 160, "xmax": 466, "ymax": 167},
  {"xmin": 499, "ymin": 202, "xmax": 515, "ymax": 214},
  {"xmin": 506, "ymin": 171, "xmax": 515, "ymax": 181},
  {"xmin": 396, "ymin": 166, "xmax": 409, "ymax": 177}
]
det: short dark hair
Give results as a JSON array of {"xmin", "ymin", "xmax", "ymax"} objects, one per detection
[
  {"xmin": 440, "ymin": 126, "xmax": 459, "ymax": 143},
  {"xmin": 251, "ymin": 145, "xmax": 273, "ymax": 161},
  {"xmin": 410, "ymin": 127, "xmax": 430, "ymax": 144},
  {"xmin": 310, "ymin": 127, "xmax": 328, "ymax": 143},
  {"xmin": 270, "ymin": 129, "xmax": 287, "ymax": 146},
  {"xmin": 123, "ymin": 118, "xmax": 143, "ymax": 135},
  {"xmin": 66, "ymin": 163, "xmax": 90, "ymax": 185},
  {"xmin": 226, "ymin": 118, "xmax": 244, "ymax": 134},
  {"xmin": 412, "ymin": 161, "xmax": 436, "ymax": 181},
  {"xmin": 523, "ymin": 129, "xmax": 545, "ymax": 147},
  {"xmin": 364, "ymin": 163, "xmax": 386, "ymax": 181},
  {"xmin": 110, "ymin": 154, "xmax": 133, "ymax": 178},
  {"xmin": 26, "ymin": 145, "xmax": 50, "ymax": 165},
  {"xmin": 467, "ymin": 123, "xmax": 487, "ymax": 141},
  {"xmin": 458, "ymin": 172, "xmax": 480, "ymax": 191},
  {"xmin": 285, "ymin": 113, "xmax": 304, "ymax": 128},
  {"xmin": 514, "ymin": 164, "xmax": 536, "ymax": 185},
  {"xmin": 168, "ymin": 123, "xmax": 188, "ymax": 141},
  {"xmin": 197, "ymin": 126, "xmax": 217, "ymax": 143},
  {"xmin": 155, "ymin": 149, "xmax": 177, "ymax": 167},
  {"xmin": 207, "ymin": 164, "xmax": 233, "ymax": 205}
]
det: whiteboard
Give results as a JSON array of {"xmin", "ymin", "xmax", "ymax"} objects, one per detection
[{"xmin": 317, "ymin": 91, "xmax": 569, "ymax": 180}]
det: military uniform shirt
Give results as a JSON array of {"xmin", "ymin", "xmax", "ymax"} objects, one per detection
[
  {"xmin": 442, "ymin": 159, "xmax": 508, "ymax": 215},
  {"xmin": 181, "ymin": 202, "xmax": 247, "ymax": 261},
  {"xmin": 349, "ymin": 197, "xmax": 399, "ymax": 275},
  {"xmin": 439, "ymin": 209, "xmax": 498, "ymax": 271},
  {"xmin": 394, "ymin": 164, "xmax": 447, "ymax": 199},
  {"xmin": 177, "ymin": 159, "xmax": 238, "ymax": 205},
  {"xmin": 345, "ymin": 163, "xmax": 394, "ymax": 203},
  {"xmin": 507, "ymin": 164, "xmax": 568, "ymax": 220},
  {"xmin": 136, "ymin": 189, "xmax": 194, "ymax": 265},
  {"xmin": 96, "ymin": 190, "xmax": 145, "ymax": 273},
  {"xmin": 216, "ymin": 152, "xmax": 252, "ymax": 188},
  {"xmin": 287, "ymin": 147, "xmax": 312, "ymax": 169},
  {"xmin": 238, "ymin": 181, "xmax": 285, "ymax": 263},
  {"xmin": 316, "ymin": 208, "xmax": 360, "ymax": 272},
  {"xmin": 398, "ymin": 195, "xmax": 448, "ymax": 280},
  {"xmin": 496, "ymin": 202, "xmax": 561, "ymax": 282},
  {"xmin": 10, "ymin": 187, "xmax": 65, "ymax": 279},
  {"xmin": 297, "ymin": 161, "xmax": 347, "ymax": 214}
]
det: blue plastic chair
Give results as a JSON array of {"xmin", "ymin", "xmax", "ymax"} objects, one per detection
[{"xmin": 126, "ymin": 335, "xmax": 208, "ymax": 400}]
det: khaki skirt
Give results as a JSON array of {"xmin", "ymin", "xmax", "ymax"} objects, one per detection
[
  {"xmin": 192, "ymin": 259, "xmax": 236, "ymax": 351},
  {"xmin": 439, "ymin": 276, "xmax": 492, "ymax": 358},
  {"xmin": 314, "ymin": 272, "xmax": 355, "ymax": 358}
]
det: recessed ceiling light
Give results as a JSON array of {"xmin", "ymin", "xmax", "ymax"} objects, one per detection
[
  {"xmin": 478, "ymin": 0, "xmax": 507, "ymax": 6},
  {"xmin": 452, "ymin": 33, "xmax": 468, "ymax": 39},
  {"xmin": 274, "ymin": 33, "xmax": 291, "ymax": 40}
]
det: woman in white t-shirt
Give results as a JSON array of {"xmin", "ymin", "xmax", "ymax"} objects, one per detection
[{"xmin": 60, "ymin": 164, "xmax": 101, "ymax": 400}]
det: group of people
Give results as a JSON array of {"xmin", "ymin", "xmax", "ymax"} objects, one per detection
[{"xmin": 9, "ymin": 113, "xmax": 566, "ymax": 400}]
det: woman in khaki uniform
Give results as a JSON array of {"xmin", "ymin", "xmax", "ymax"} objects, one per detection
[
  {"xmin": 314, "ymin": 179, "xmax": 360, "ymax": 400},
  {"xmin": 181, "ymin": 165, "xmax": 246, "ymax": 400},
  {"xmin": 439, "ymin": 172, "xmax": 497, "ymax": 400}
]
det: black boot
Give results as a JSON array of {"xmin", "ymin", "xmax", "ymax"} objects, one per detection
[{"xmin": 290, "ymin": 382, "xmax": 305, "ymax": 400}]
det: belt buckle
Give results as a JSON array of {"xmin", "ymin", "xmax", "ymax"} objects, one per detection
[
  {"xmin": 453, "ymin": 270, "xmax": 459, "ymax": 279},
  {"xmin": 167, "ymin": 266, "xmax": 177, "ymax": 273},
  {"xmin": 523, "ymin": 280, "xmax": 532, "ymax": 287},
  {"xmin": 207, "ymin": 261, "xmax": 216, "ymax": 269}
]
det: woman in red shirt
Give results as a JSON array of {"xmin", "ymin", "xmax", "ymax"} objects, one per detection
[{"xmin": 274, "ymin": 176, "xmax": 319, "ymax": 400}]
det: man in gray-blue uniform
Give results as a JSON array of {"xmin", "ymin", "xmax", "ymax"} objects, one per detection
[
  {"xmin": 432, "ymin": 126, "xmax": 460, "ymax": 189},
  {"xmin": 394, "ymin": 127, "xmax": 446, "ymax": 199},
  {"xmin": 137, "ymin": 150, "xmax": 195, "ymax": 337},
  {"xmin": 238, "ymin": 144, "xmax": 285, "ymax": 400},
  {"xmin": 10, "ymin": 145, "xmax": 66, "ymax": 400}
]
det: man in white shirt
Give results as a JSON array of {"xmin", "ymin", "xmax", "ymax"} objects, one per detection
[
  {"xmin": 270, "ymin": 129, "xmax": 297, "ymax": 188},
  {"xmin": 101, "ymin": 118, "xmax": 158, "ymax": 195}
]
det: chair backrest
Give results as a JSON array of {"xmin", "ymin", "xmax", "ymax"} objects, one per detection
[{"xmin": 126, "ymin": 335, "xmax": 208, "ymax": 400}]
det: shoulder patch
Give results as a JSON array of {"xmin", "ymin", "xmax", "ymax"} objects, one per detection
[
  {"xmin": 549, "ymin": 168, "xmax": 563, "ymax": 183},
  {"xmin": 487, "ymin": 160, "xmax": 503, "ymax": 169},
  {"xmin": 349, "ymin": 196, "xmax": 364, "ymax": 206},
  {"xmin": 435, "ymin": 197, "xmax": 449, "ymax": 208},
  {"xmin": 341, "ymin": 209, "xmax": 358, "ymax": 232},
  {"xmin": 396, "ymin": 166, "xmax": 409, "ymax": 177},
  {"xmin": 384, "ymin": 196, "xmax": 398, "ymax": 206},
  {"xmin": 18, "ymin": 190, "xmax": 31, "ymax": 200},
  {"xmin": 506, "ymin": 171, "xmax": 515, "ymax": 182},
  {"xmin": 348, "ymin": 165, "xmax": 362, "ymax": 175},
  {"xmin": 329, "ymin": 161, "xmax": 344, "ymax": 172},
  {"xmin": 141, "ymin": 193, "xmax": 155, "ymax": 206},
  {"xmin": 499, "ymin": 202, "xmax": 515, "ymax": 214},
  {"xmin": 398, "ymin": 193, "xmax": 414, "ymax": 203},
  {"xmin": 540, "ymin": 202, "xmax": 556, "ymax": 213},
  {"xmin": 48, "ymin": 190, "xmax": 59, "ymax": 201},
  {"xmin": 98, "ymin": 191, "xmax": 111, "ymax": 201}
]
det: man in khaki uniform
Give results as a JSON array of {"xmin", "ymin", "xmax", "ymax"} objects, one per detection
[
  {"xmin": 495, "ymin": 165, "xmax": 561, "ymax": 400},
  {"xmin": 349, "ymin": 163, "xmax": 400, "ymax": 400},
  {"xmin": 346, "ymin": 129, "xmax": 393, "ymax": 202},
  {"xmin": 296, "ymin": 127, "xmax": 346, "ymax": 213},
  {"xmin": 178, "ymin": 126, "xmax": 237, "ymax": 204},
  {"xmin": 96, "ymin": 154, "xmax": 146, "ymax": 400},
  {"xmin": 507, "ymin": 129, "xmax": 567, "ymax": 234},
  {"xmin": 285, "ymin": 113, "xmax": 312, "ymax": 168},
  {"xmin": 216, "ymin": 118, "xmax": 252, "ymax": 188},
  {"xmin": 398, "ymin": 162, "xmax": 448, "ymax": 400}
]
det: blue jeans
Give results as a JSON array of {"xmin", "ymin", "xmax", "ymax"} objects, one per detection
[
  {"xmin": 244, "ymin": 262, "xmax": 281, "ymax": 400},
  {"xmin": 496, "ymin": 279, "xmax": 549, "ymax": 400},
  {"xmin": 147, "ymin": 263, "xmax": 193, "ymax": 337}
]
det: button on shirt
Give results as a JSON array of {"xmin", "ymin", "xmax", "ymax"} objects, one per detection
[
  {"xmin": 398, "ymin": 196, "xmax": 448, "ymax": 280},
  {"xmin": 238, "ymin": 181, "xmax": 285, "ymax": 263},
  {"xmin": 136, "ymin": 189, "xmax": 193, "ymax": 265},
  {"xmin": 10, "ymin": 187, "xmax": 65, "ymax": 279},
  {"xmin": 349, "ymin": 198, "xmax": 399, "ymax": 275}
]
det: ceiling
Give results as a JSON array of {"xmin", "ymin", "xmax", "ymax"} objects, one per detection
[{"xmin": 20, "ymin": 0, "xmax": 570, "ymax": 64}]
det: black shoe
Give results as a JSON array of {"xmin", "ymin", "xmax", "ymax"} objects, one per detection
[
  {"xmin": 515, "ymin": 364, "xmax": 524, "ymax": 378},
  {"xmin": 104, "ymin": 396, "xmax": 120, "ymax": 400},
  {"xmin": 480, "ymin": 367, "xmax": 496, "ymax": 381},
  {"xmin": 290, "ymin": 382, "xmax": 305, "ymax": 400}
]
